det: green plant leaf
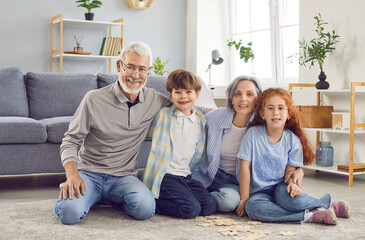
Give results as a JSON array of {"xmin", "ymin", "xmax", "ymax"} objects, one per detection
[{"xmin": 152, "ymin": 57, "xmax": 171, "ymax": 76}]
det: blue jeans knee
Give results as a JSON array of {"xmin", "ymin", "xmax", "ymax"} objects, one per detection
[
  {"xmin": 211, "ymin": 187, "xmax": 240, "ymax": 212},
  {"xmin": 54, "ymin": 197, "xmax": 88, "ymax": 225},
  {"xmin": 200, "ymin": 194, "xmax": 217, "ymax": 216}
]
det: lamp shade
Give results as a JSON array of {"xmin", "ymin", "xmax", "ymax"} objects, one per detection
[{"xmin": 211, "ymin": 49, "xmax": 223, "ymax": 65}]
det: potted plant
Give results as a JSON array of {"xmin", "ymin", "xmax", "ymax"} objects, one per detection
[
  {"xmin": 291, "ymin": 13, "xmax": 340, "ymax": 89},
  {"xmin": 76, "ymin": 0, "xmax": 102, "ymax": 21},
  {"xmin": 152, "ymin": 57, "xmax": 171, "ymax": 76},
  {"xmin": 227, "ymin": 39, "xmax": 255, "ymax": 63}
]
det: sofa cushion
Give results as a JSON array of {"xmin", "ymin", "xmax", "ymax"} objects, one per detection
[
  {"xmin": 0, "ymin": 117, "xmax": 47, "ymax": 144},
  {"xmin": 97, "ymin": 73, "xmax": 169, "ymax": 97},
  {"xmin": 97, "ymin": 73, "xmax": 117, "ymax": 88},
  {"xmin": 40, "ymin": 116, "xmax": 72, "ymax": 143},
  {"xmin": 25, "ymin": 72, "xmax": 98, "ymax": 120},
  {"xmin": 0, "ymin": 66, "xmax": 29, "ymax": 117}
]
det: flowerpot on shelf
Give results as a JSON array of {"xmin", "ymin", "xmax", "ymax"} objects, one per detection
[
  {"xmin": 316, "ymin": 141, "xmax": 334, "ymax": 167},
  {"xmin": 315, "ymin": 71, "xmax": 330, "ymax": 89},
  {"xmin": 85, "ymin": 13, "xmax": 94, "ymax": 21},
  {"xmin": 138, "ymin": 1, "xmax": 145, "ymax": 7}
]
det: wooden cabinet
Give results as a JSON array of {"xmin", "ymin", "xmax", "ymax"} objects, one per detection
[
  {"xmin": 289, "ymin": 82, "xmax": 365, "ymax": 187},
  {"xmin": 51, "ymin": 14, "xmax": 124, "ymax": 73}
]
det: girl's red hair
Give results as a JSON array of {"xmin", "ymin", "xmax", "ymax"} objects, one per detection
[{"xmin": 248, "ymin": 88, "xmax": 315, "ymax": 165}]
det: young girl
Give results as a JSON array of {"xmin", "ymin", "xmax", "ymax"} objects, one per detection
[{"xmin": 236, "ymin": 88, "xmax": 350, "ymax": 225}]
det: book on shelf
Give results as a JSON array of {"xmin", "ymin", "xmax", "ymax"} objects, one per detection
[
  {"xmin": 108, "ymin": 37, "xmax": 116, "ymax": 56},
  {"xmin": 99, "ymin": 37, "xmax": 106, "ymax": 55},
  {"xmin": 99, "ymin": 37, "xmax": 122, "ymax": 56},
  {"xmin": 103, "ymin": 37, "xmax": 111, "ymax": 56},
  {"xmin": 114, "ymin": 38, "xmax": 122, "ymax": 56}
]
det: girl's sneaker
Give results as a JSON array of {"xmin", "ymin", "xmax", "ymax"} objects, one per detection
[
  {"xmin": 330, "ymin": 201, "xmax": 350, "ymax": 218},
  {"xmin": 307, "ymin": 207, "xmax": 338, "ymax": 225}
]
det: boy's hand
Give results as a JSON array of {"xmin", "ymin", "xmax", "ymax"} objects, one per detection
[
  {"xmin": 235, "ymin": 199, "xmax": 247, "ymax": 217},
  {"xmin": 287, "ymin": 182, "xmax": 302, "ymax": 198}
]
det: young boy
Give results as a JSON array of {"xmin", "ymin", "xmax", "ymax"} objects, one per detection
[{"xmin": 143, "ymin": 69, "xmax": 217, "ymax": 219}]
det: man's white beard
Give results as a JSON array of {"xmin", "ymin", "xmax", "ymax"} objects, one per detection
[{"xmin": 118, "ymin": 76, "xmax": 146, "ymax": 95}]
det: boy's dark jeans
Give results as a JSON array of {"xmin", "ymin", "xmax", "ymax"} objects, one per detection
[{"xmin": 156, "ymin": 173, "xmax": 217, "ymax": 219}]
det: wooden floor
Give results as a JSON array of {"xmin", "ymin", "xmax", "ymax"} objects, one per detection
[{"xmin": 0, "ymin": 170, "xmax": 364, "ymax": 210}]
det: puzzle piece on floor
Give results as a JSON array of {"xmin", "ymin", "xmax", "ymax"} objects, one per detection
[
  {"xmin": 205, "ymin": 216, "xmax": 226, "ymax": 220},
  {"xmin": 198, "ymin": 220, "xmax": 215, "ymax": 227},
  {"xmin": 217, "ymin": 228, "xmax": 239, "ymax": 236},
  {"xmin": 247, "ymin": 221, "xmax": 262, "ymax": 225},
  {"xmin": 214, "ymin": 218, "xmax": 241, "ymax": 226},
  {"xmin": 228, "ymin": 225, "xmax": 255, "ymax": 232},
  {"xmin": 196, "ymin": 216, "xmax": 242, "ymax": 227},
  {"xmin": 247, "ymin": 229, "xmax": 272, "ymax": 235},
  {"xmin": 194, "ymin": 216, "xmax": 207, "ymax": 222},
  {"xmin": 278, "ymin": 231, "xmax": 297, "ymax": 236}
]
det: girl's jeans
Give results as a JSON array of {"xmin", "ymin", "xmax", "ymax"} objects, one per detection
[{"xmin": 245, "ymin": 182, "xmax": 331, "ymax": 223}]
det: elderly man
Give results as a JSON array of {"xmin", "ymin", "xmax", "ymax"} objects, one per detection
[{"xmin": 54, "ymin": 41, "xmax": 171, "ymax": 225}]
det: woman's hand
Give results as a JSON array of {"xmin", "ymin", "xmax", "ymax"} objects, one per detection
[{"xmin": 235, "ymin": 199, "xmax": 247, "ymax": 217}]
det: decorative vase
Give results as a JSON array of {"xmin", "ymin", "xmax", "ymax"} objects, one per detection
[
  {"xmin": 316, "ymin": 141, "xmax": 334, "ymax": 167},
  {"xmin": 315, "ymin": 71, "xmax": 329, "ymax": 90},
  {"xmin": 85, "ymin": 13, "xmax": 94, "ymax": 21},
  {"xmin": 74, "ymin": 44, "xmax": 83, "ymax": 52}
]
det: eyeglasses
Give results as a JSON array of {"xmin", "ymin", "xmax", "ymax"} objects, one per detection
[
  {"xmin": 265, "ymin": 106, "xmax": 288, "ymax": 113},
  {"xmin": 121, "ymin": 61, "xmax": 150, "ymax": 77}
]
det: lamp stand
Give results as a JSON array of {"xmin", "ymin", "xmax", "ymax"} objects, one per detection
[{"xmin": 206, "ymin": 63, "xmax": 213, "ymax": 87}]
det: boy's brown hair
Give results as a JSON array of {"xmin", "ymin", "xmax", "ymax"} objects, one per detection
[{"xmin": 166, "ymin": 69, "xmax": 202, "ymax": 93}]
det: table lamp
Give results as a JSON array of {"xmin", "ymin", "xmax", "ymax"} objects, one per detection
[{"xmin": 206, "ymin": 49, "xmax": 224, "ymax": 88}]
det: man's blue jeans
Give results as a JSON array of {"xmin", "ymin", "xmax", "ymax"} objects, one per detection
[
  {"xmin": 245, "ymin": 182, "xmax": 331, "ymax": 224},
  {"xmin": 156, "ymin": 174, "xmax": 217, "ymax": 219},
  {"xmin": 207, "ymin": 168, "xmax": 240, "ymax": 212},
  {"xmin": 54, "ymin": 170, "xmax": 155, "ymax": 225}
]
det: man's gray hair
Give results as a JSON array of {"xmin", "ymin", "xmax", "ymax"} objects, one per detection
[
  {"xmin": 226, "ymin": 75, "xmax": 262, "ymax": 112},
  {"xmin": 118, "ymin": 41, "xmax": 152, "ymax": 66}
]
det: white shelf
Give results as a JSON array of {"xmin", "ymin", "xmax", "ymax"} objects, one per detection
[
  {"xmin": 53, "ymin": 54, "xmax": 119, "ymax": 59},
  {"xmin": 303, "ymin": 127, "xmax": 365, "ymax": 134},
  {"xmin": 51, "ymin": 14, "xmax": 123, "ymax": 73},
  {"xmin": 290, "ymin": 89, "xmax": 365, "ymax": 93},
  {"xmin": 53, "ymin": 18, "xmax": 123, "ymax": 27},
  {"xmin": 304, "ymin": 164, "xmax": 365, "ymax": 176}
]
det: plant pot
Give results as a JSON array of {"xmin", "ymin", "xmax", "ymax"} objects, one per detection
[
  {"xmin": 138, "ymin": 1, "xmax": 145, "ymax": 7},
  {"xmin": 315, "ymin": 71, "xmax": 329, "ymax": 90},
  {"xmin": 85, "ymin": 13, "xmax": 94, "ymax": 21}
]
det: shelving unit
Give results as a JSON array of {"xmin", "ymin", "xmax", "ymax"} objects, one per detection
[
  {"xmin": 51, "ymin": 14, "xmax": 124, "ymax": 73},
  {"xmin": 289, "ymin": 82, "xmax": 365, "ymax": 187}
]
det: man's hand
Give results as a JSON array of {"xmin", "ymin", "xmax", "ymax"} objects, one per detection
[
  {"xmin": 235, "ymin": 199, "xmax": 247, "ymax": 217},
  {"xmin": 285, "ymin": 167, "xmax": 304, "ymax": 187},
  {"xmin": 60, "ymin": 162, "xmax": 86, "ymax": 200},
  {"xmin": 60, "ymin": 174, "xmax": 86, "ymax": 200},
  {"xmin": 287, "ymin": 182, "xmax": 302, "ymax": 198}
]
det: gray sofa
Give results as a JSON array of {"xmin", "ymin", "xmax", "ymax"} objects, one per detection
[{"xmin": 0, "ymin": 65, "xmax": 216, "ymax": 176}]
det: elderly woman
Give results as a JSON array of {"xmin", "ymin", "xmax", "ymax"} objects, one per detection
[{"xmin": 193, "ymin": 75, "xmax": 303, "ymax": 215}]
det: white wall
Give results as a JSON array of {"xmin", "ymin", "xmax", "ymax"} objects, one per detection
[
  {"xmin": 0, "ymin": 0, "xmax": 186, "ymax": 75},
  {"xmin": 300, "ymin": 0, "xmax": 365, "ymax": 88},
  {"xmin": 186, "ymin": 0, "xmax": 230, "ymax": 92}
]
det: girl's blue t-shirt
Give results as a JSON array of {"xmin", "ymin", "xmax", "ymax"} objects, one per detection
[{"xmin": 237, "ymin": 125, "xmax": 303, "ymax": 195}]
